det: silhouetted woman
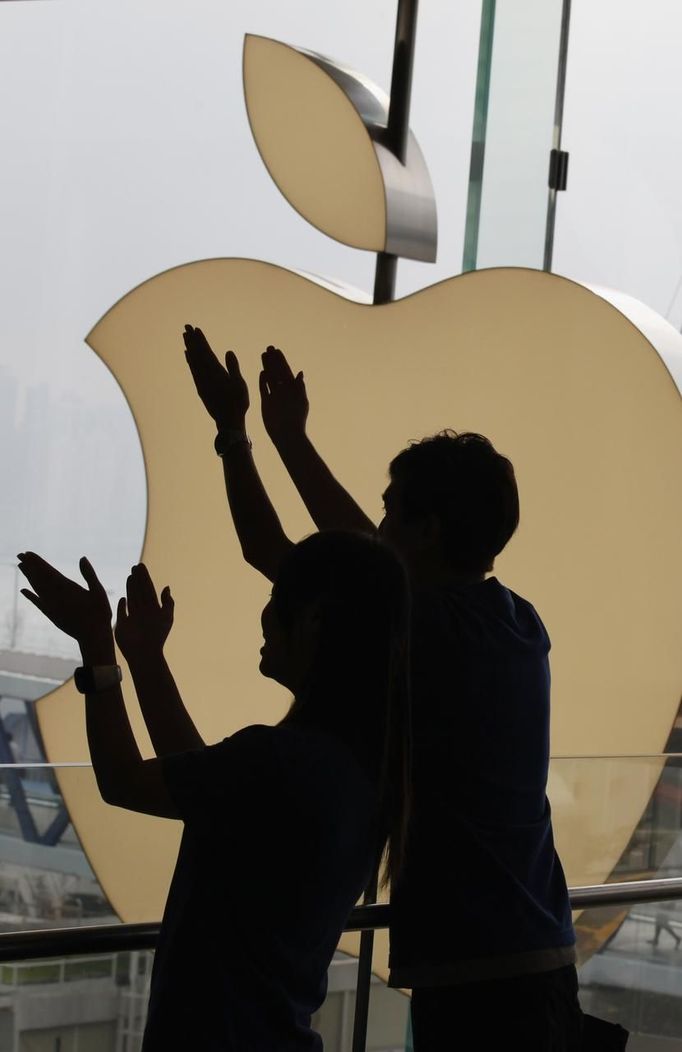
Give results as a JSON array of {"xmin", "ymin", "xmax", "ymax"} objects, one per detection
[{"xmin": 18, "ymin": 530, "xmax": 411, "ymax": 1050}]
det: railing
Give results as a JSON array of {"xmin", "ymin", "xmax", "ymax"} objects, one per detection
[
  {"xmin": 0, "ymin": 753, "xmax": 681, "ymax": 1047},
  {"xmin": 0, "ymin": 876, "xmax": 681, "ymax": 1050},
  {"xmin": 2, "ymin": 876, "xmax": 682, "ymax": 964}
]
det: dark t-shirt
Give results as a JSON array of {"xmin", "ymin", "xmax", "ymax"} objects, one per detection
[
  {"xmin": 389, "ymin": 578, "xmax": 575, "ymax": 987},
  {"xmin": 142, "ymin": 723, "xmax": 377, "ymax": 1051}
]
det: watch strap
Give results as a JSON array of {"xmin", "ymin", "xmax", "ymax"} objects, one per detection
[
  {"xmin": 214, "ymin": 429, "xmax": 252, "ymax": 457},
  {"xmin": 74, "ymin": 664, "xmax": 122, "ymax": 694}
]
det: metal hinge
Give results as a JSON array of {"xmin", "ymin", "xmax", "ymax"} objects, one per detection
[{"xmin": 548, "ymin": 148, "xmax": 569, "ymax": 191}]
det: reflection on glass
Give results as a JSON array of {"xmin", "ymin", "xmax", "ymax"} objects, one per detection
[
  {"xmin": 6, "ymin": 903, "xmax": 682, "ymax": 1051},
  {"xmin": 0, "ymin": 765, "xmax": 115, "ymax": 932},
  {"xmin": 312, "ymin": 951, "xmax": 409, "ymax": 1052},
  {"xmin": 0, "ymin": 950, "xmax": 150, "ymax": 1052},
  {"xmin": 579, "ymin": 898, "xmax": 682, "ymax": 1045},
  {"xmin": 0, "ymin": 948, "xmax": 409, "ymax": 1052},
  {"xmin": 549, "ymin": 756, "xmax": 682, "ymax": 890}
]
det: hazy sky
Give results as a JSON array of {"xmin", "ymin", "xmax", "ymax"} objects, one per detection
[
  {"xmin": 3, "ymin": 1, "xmax": 682, "ymax": 384},
  {"xmin": 1, "ymin": 0, "xmax": 681, "ymax": 654}
]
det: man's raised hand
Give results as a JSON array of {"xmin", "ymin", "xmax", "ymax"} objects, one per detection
[
  {"xmin": 183, "ymin": 324, "xmax": 249, "ymax": 430},
  {"xmin": 114, "ymin": 564, "xmax": 174, "ymax": 664},
  {"xmin": 259, "ymin": 345, "xmax": 309, "ymax": 443},
  {"xmin": 18, "ymin": 553, "xmax": 112, "ymax": 646}
]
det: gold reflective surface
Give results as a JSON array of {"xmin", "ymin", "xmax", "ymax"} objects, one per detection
[
  {"xmin": 244, "ymin": 36, "xmax": 387, "ymax": 253},
  {"xmin": 35, "ymin": 264, "xmax": 682, "ymax": 977}
]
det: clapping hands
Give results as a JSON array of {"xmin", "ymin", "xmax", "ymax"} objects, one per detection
[
  {"xmin": 183, "ymin": 324, "xmax": 309, "ymax": 444},
  {"xmin": 115, "ymin": 564, "xmax": 174, "ymax": 663},
  {"xmin": 259, "ymin": 345, "xmax": 309, "ymax": 443},
  {"xmin": 18, "ymin": 553, "xmax": 112, "ymax": 647},
  {"xmin": 18, "ymin": 553, "xmax": 174, "ymax": 667}
]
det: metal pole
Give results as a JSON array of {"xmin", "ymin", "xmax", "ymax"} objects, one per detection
[
  {"xmin": 351, "ymin": 870, "xmax": 379, "ymax": 1052},
  {"xmin": 461, "ymin": 0, "xmax": 497, "ymax": 273},
  {"xmin": 372, "ymin": 0, "xmax": 420, "ymax": 306},
  {"xmin": 543, "ymin": 0, "xmax": 572, "ymax": 272},
  {"xmin": 355, "ymin": 4, "xmax": 420, "ymax": 1047}
]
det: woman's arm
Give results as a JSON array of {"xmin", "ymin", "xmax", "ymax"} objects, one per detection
[
  {"xmin": 115, "ymin": 563, "xmax": 204, "ymax": 755},
  {"xmin": 18, "ymin": 553, "xmax": 178, "ymax": 818},
  {"xmin": 80, "ymin": 625, "xmax": 178, "ymax": 816}
]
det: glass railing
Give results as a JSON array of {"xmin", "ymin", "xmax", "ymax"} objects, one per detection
[
  {"xmin": 0, "ymin": 765, "xmax": 116, "ymax": 933},
  {"xmin": 0, "ymin": 758, "xmax": 681, "ymax": 1049},
  {"xmin": 462, "ymin": 0, "xmax": 570, "ymax": 272},
  {"xmin": 548, "ymin": 754, "xmax": 682, "ymax": 889}
]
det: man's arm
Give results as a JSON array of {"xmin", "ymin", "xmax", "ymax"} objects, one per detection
[
  {"xmin": 18, "ymin": 554, "xmax": 178, "ymax": 818},
  {"xmin": 217, "ymin": 442, "xmax": 293, "ymax": 583},
  {"xmin": 184, "ymin": 325, "xmax": 293, "ymax": 583},
  {"xmin": 115, "ymin": 564, "xmax": 204, "ymax": 756},
  {"xmin": 260, "ymin": 347, "xmax": 377, "ymax": 535}
]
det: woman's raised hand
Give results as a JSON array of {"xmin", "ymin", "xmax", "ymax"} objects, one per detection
[
  {"xmin": 114, "ymin": 564, "xmax": 174, "ymax": 663},
  {"xmin": 18, "ymin": 553, "xmax": 112, "ymax": 646}
]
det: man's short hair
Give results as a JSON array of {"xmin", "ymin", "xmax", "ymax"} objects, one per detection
[{"xmin": 389, "ymin": 431, "xmax": 519, "ymax": 574}]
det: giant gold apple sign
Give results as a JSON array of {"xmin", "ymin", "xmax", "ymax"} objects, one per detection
[{"xmin": 36, "ymin": 35, "xmax": 682, "ymax": 978}]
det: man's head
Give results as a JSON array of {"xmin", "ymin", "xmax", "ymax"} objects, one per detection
[{"xmin": 379, "ymin": 431, "xmax": 519, "ymax": 579}]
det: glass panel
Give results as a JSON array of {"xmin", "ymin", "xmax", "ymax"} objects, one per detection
[
  {"xmin": 578, "ymin": 898, "xmax": 682, "ymax": 1047},
  {"xmin": 549, "ymin": 756, "xmax": 682, "ymax": 889},
  {"xmin": 7, "ymin": 899, "xmax": 682, "ymax": 1052},
  {"xmin": 553, "ymin": 2, "xmax": 682, "ymax": 328},
  {"xmin": 1, "ymin": 757, "xmax": 682, "ymax": 1048},
  {"xmin": 463, "ymin": 0, "xmax": 565, "ymax": 270},
  {"xmin": 0, "ymin": 765, "xmax": 116, "ymax": 932},
  {"xmin": 312, "ymin": 951, "xmax": 409, "ymax": 1052},
  {"xmin": 0, "ymin": 946, "xmax": 409, "ymax": 1052},
  {"xmin": 0, "ymin": 949, "xmax": 150, "ymax": 1052},
  {"xmin": 1, "ymin": 755, "xmax": 682, "ymax": 930}
]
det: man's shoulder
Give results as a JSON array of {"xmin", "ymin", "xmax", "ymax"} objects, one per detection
[{"xmin": 412, "ymin": 578, "xmax": 550, "ymax": 654}]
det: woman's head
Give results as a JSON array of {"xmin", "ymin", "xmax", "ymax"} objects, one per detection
[{"xmin": 260, "ymin": 531, "xmax": 411, "ymax": 887}]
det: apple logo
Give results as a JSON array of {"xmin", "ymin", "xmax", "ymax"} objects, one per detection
[{"xmin": 34, "ymin": 35, "xmax": 682, "ymax": 977}]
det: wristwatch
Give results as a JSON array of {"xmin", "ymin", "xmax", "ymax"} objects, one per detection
[
  {"xmin": 74, "ymin": 664, "xmax": 122, "ymax": 694},
  {"xmin": 214, "ymin": 429, "xmax": 252, "ymax": 457}
]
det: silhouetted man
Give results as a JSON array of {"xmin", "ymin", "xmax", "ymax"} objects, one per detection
[{"xmin": 184, "ymin": 327, "xmax": 585, "ymax": 1051}]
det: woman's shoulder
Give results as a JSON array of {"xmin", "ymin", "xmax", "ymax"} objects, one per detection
[
  {"xmin": 225, "ymin": 722, "xmax": 353, "ymax": 766},
  {"xmin": 222, "ymin": 723, "xmax": 376, "ymax": 804}
]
